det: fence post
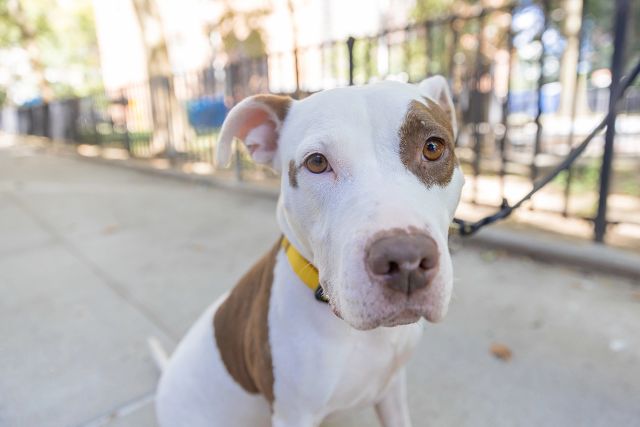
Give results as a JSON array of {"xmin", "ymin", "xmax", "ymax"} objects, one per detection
[
  {"xmin": 89, "ymin": 96, "xmax": 100, "ymax": 145},
  {"xmin": 113, "ymin": 92, "xmax": 130, "ymax": 153},
  {"xmin": 471, "ymin": 11, "xmax": 486, "ymax": 204},
  {"xmin": 594, "ymin": 0, "xmax": 629, "ymax": 243},
  {"xmin": 229, "ymin": 71, "xmax": 244, "ymax": 182},
  {"xmin": 347, "ymin": 36, "xmax": 356, "ymax": 86},
  {"xmin": 499, "ymin": 6, "xmax": 515, "ymax": 201},
  {"xmin": 43, "ymin": 103, "xmax": 50, "ymax": 138}
]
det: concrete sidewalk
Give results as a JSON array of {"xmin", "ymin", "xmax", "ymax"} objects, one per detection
[{"xmin": 0, "ymin": 141, "xmax": 638, "ymax": 427}]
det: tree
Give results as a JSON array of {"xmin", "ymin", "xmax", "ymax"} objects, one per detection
[
  {"xmin": 0, "ymin": 0, "xmax": 100, "ymax": 104},
  {"xmin": 205, "ymin": 0, "xmax": 272, "ymax": 102},
  {"xmin": 582, "ymin": 0, "xmax": 640, "ymax": 75},
  {"xmin": 0, "ymin": 0, "xmax": 53, "ymax": 101},
  {"xmin": 557, "ymin": 0, "xmax": 583, "ymax": 116},
  {"xmin": 131, "ymin": 0, "xmax": 172, "ymax": 77},
  {"xmin": 131, "ymin": 0, "xmax": 185, "ymax": 155},
  {"xmin": 412, "ymin": 0, "xmax": 459, "ymax": 19},
  {"xmin": 206, "ymin": 0, "xmax": 270, "ymax": 62}
]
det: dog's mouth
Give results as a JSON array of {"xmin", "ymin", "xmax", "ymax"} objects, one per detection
[
  {"xmin": 377, "ymin": 296, "xmax": 447, "ymax": 327},
  {"xmin": 324, "ymin": 278, "xmax": 449, "ymax": 330},
  {"xmin": 379, "ymin": 307, "xmax": 422, "ymax": 327}
]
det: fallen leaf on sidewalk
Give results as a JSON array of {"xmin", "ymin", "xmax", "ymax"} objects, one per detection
[
  {"xmin": 102, "ymin": 224, "xmax": 119, "ymax": 235},
  {"xmin": 490, "ymin": 343, "xmax": 513, "ymax": 361}
]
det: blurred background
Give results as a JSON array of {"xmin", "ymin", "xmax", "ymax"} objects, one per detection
[
  {"xmin": 1, "ymin": 0, "xmax": 640, "ymax": 246},
  {"xmin": 0, "ymin": 1, "xmax": 639, "ymax": 426}
]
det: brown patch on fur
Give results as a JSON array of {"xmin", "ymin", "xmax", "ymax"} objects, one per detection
[
  {"xmin": 398, "ymin": 99, "xmax": 457, "ymax": 187},
  {"xmin": 214, "ymin": 238, "xmax": 282, "ymax": 403},
  {"xmin": 288, "ymin": 160, "xmax": 299, "ymax": 188},
  {"xmin": 253, "ymin": 94, "xmax": 292, "ymax": 123}
]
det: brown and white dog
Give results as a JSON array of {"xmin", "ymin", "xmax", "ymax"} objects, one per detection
[{"xmin": 155, "ymin": 76, "xmax": 464, "ymax": 427}]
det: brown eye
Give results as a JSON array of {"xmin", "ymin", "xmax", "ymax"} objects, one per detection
[
  {"xmin": 304, "ymin": 153, "xmax": 330, "ymax": 174},
  {"xmin": 422, "ymin": 137, "xmax": 445, "ymax": 161}
]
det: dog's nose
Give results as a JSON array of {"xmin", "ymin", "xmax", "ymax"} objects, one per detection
[{"xmin": 366, "ymin": 233, "xmax": 439, "ymax": 294}]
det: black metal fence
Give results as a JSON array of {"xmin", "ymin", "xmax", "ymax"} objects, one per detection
[{"xmin": 3, "ymin": 1, "xmax": 639, "ymax": 243}]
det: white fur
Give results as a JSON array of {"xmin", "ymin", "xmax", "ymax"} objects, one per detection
[
  {"xmin": 276, "ymin": 80, "xmax": 463, "ymax": 329},
  {"xmin": 157, "ymin": 77, "xmax": 464, "ymax": 427},
  {"xmin": 156, "ymin": 293, "xmax": 272, "ymax": 427},
  {"xmin": 269, "ymin": 251, "xmax": 422, "ymax": 426},
  {"xmin": 156, "ymin": 253, "xmax": 422, "ymax": 427}
]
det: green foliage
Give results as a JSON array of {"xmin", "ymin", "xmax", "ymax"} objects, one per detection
[
  {"xmin": 411, "ymin": 0, "xmax": 458, "ymax": 20},
  {"xmin": 552, "ymin": 160, "xmax": 600, "ymax": 195},
  {"xmin": 0, "ymin": 0, "xmax": 53, "ymax": 47},
  {"xmin": 583, "ymin": 0, "xmax": 640, "ymax": 83},
  {"xmin": 550, "ymin": 159, "xmax": 640, "ymax": 199},
  {"xmin": 211, "ymin": 2, "xmax": 271, "ymax": 59},
  {"xmin": 0, "ymin": 0, "xmax": 101, "ymax": 101}
]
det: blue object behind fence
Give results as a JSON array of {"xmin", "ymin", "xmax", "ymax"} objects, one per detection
[
  {"xmin": 187, "ymin": 96, "xmax": 228, "ymax": 134},
  {"xmin": 508, "ymin": 84, "xmax": 561, "ymax": 116}
]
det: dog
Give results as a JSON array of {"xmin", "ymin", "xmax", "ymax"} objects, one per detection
[{"xmin": 155, "ymin": 76, "xmax": 464, "ymax": 427}]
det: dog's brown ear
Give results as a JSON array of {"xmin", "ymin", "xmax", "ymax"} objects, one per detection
[
  {"xmin": 216, "ymin": 94, "xmax": 293, "ymax": 169},
  {"xmin": 418, "ymin": 76, "xmax": 457, "ymax": 138}
]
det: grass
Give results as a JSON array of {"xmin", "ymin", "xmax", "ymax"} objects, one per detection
[{"xmin": 551, "ymin": 159, "xmax": 640, "ymax": 198}]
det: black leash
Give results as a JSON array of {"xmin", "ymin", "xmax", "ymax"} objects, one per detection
[{"xmin": 453, "ymin": 58, "xmax": 640, "ymax": 237}]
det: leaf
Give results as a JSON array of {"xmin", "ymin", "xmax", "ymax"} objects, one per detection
[
  {"xmin": 102, "ymin": 224, "xmax": 120, "ymax": 235},
  {"xmin": 490, "ymin": 342, "xmax": 513, "ymax": 361}
]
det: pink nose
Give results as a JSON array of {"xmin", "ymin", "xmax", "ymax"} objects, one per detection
[{"xmin": 366, "ymin": 233, "xmax": 439, "ymax": 295}]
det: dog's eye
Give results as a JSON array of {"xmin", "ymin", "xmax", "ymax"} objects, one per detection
[
  {"xmin": 304, "ymin": 153, "xmax": 330, "ymax": 174},
  {"xmin": 422, "ymin": 137, "xmax": 445, "ymax": 161}
]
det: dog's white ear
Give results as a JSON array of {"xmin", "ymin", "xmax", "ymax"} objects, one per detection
[
  {"xmin": 216, "ymin": 94, "xmax": 293, "ymax": 169},
  {"xmin": 418, "ymin": 76, "xmax": 457, "ymax": 138}
]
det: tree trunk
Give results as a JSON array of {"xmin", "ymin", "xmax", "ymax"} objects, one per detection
[
  {"xmin": 558, "ymin": 0, "xmax": 588, "ymax": 116},
  {"xmin": 131, "ymin": 0, "xmax": 185, "ymax": 156}
]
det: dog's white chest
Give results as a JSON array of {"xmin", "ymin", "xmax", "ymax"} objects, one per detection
[
  {"xmin": 269, "ymin": 255, "xmax": 423, "ymax": 418},
  {"xmin": 324, "ymin": 323, "xmax": 423, "ymax": 412}
]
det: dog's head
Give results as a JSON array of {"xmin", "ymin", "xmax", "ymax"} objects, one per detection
[{"xmin": 217, "ymin": 77, "xmax": 464, "ymax": 330}]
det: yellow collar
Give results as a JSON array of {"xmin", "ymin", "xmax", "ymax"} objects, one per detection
[{"xmin": 281, "ymin": 237, "xmax": 328, "ymax": 303}]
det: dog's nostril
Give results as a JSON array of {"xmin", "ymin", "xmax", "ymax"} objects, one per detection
[
  {"xmin": 387, "ymin": 261, "xmax": 400, "ymax": 275},
  {"xmin": 419, "ymin": 258, "xmax": 430, "ymax": 271}
]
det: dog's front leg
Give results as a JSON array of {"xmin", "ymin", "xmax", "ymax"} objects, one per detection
[{"xmin": 374, "ymin": 369, "xmax": 412, "ymax": 427}]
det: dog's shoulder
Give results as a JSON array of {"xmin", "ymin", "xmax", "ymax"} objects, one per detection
[{"xmin": 213, "ymin": 237, "xmax": 282, "ymax": 403}]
